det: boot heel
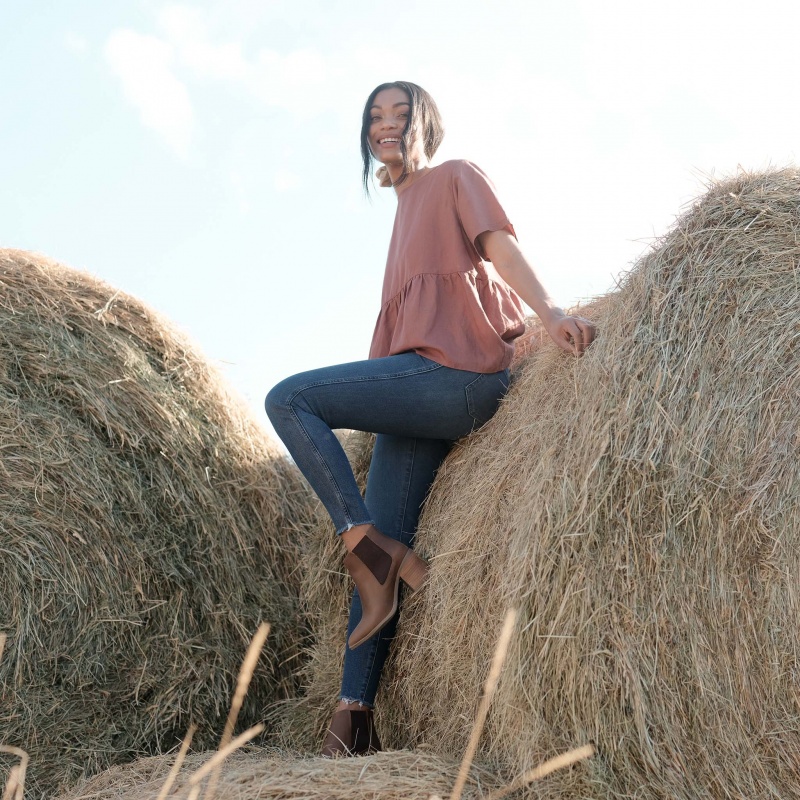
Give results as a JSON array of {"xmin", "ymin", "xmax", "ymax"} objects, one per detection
[{"xmin": 398, "ymin": 549, "xmax": 429, "ymax": 592}]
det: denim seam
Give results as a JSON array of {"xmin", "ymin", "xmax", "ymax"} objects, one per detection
[
  {"xmin": 287, "ymin": 402, "xmax": 355, "ymax": 530},
  {"xmin": 356, "ymin": 634, "xmax": 382, "ymax": 702},
  {"xmin": 284, "ymin": 361, "xmax": 444, "ymax": 405},
  {"xmin": 464, "ymin": 373, "xmax": 486, "ymax": 424},
  {"xmin": 397, "ymin": 438, "xmax": 417, "ymax": 539},
  {"xmin": 337, "ymin": 519, "xmax": 376, "ymax": 535}
]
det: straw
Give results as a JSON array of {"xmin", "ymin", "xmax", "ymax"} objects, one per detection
[
  {"xmin": 0, "ymin": 747, "xmax": 28, "ymax": 800},
  {"xmin": 186, "ymin": 725, "xmax": 265, "ymax": 787},
  {"xmin": 450, "ymin": 608, "xmax": 517, "ymax": 800},
  {"xmin": 0, "ymin": 248, "xmax": 314, "ymax": 797},
  {"xmin": 154, "ymin": 725, "xmax": 196, "ymax": 800},
  {"xmin": 204, "ymin": 624, "xmax": 271, "ymax": 800},
  {"xmin": 485, "ymin": 744, "xmax": 596, "ymax": 799}
]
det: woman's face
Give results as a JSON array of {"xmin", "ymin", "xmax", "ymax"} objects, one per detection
[{"xmin": 368, "ymin": 87, "xmax": 424, "ymax": 167}]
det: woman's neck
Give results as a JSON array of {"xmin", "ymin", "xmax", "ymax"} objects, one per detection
[{"xmin": 389, "ymin": 158, "xmax": 432, "ymax": 195}]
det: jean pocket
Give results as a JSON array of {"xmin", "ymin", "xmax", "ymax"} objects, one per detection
[
  {"xmin": 464, "ymin": 370, "xmax": 510, "ymax": 428},
  {"xmin": 415, "ymin": 354, "xmax": 443, "ymax": 369}
]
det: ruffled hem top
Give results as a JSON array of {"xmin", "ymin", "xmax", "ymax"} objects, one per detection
[{"xmin": 368, "ymin": 160, "xmax": 526, "ymax": 373}]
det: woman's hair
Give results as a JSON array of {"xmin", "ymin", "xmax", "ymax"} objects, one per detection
[{"xmin": 360, "ymin": 81, "xmax": 445, "ymax": 195}]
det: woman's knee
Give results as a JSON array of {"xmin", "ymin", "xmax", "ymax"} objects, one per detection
[{"xmin": 265, "ymin": 374, "xmax": 303, "ymax": 422}]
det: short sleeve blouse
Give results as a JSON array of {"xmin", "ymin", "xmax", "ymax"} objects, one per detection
[{"xmin": 368, "ymin": 160, "xmax": 526, "ymax": 373}]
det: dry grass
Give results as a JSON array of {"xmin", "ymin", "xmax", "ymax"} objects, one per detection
[
  {"xmin": 55, "ymin": 605, "xmax": 592, "ymax": 800},
  {"xmin": 56, "ymin": 749, "xmax": 501, "ymax": 800},
  {"xmin": 450, "ymin": 608, "xmax": 518, "ymax": 800},
  {"xmin": 280, "ymin": 169, "xmax": 800, "ymax": 798},
  {"xmin": 56, "ymin": 746, "xmax": 597, "ymax": 800},
  {"xmin": 0, "ymin": 746, "xmax": 28, "ymax": 800},
  {"xmin": 0, "ymin": 250, "xmax": 315, "ymax": 798}
]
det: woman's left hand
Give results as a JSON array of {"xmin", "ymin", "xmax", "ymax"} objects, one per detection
[{"xmin": 545, "ymin": 313, "xmax": 596, "ymax": 357}]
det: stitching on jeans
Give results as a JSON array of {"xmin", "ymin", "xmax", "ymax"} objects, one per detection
[
  {"xmin": 464, "ymin": 373, "xmax": 486, "ymax": 422},
  {"xmin": 397, "ymin": 437, "xmax": 416, "ymax": 539},
  {"xmin": 358, "ymin": 633, "xmax": 382, "ymax": 701},
  {"xmin": 284, "ymin": 361, "xmax": 444, "ymax": 406},
  {"xmin": 288, "ymin": 403, "xmax": 354, "ymax": 527}
]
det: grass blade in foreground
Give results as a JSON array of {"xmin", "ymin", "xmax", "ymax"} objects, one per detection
[
  {"xmin": 449, "ymin": 608, "xmax": 517, "ymax": 800},
  {"xmin": 485, "ymin": 744, "xmax": 596, "ymax": 800},
  {"xmin": 0, "ymin": 747, "xmax": 29, "ymax": 800}
]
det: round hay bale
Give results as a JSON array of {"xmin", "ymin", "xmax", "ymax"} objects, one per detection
[
  {"xmin": 0, "ymin": 250, "xmax": 314, "ymax": 798},
  {"xmin": 55, "ymin": 749, "xmax": 495, "ymax": 800},
  {"xmin": 288, "ymin": 169, "xmax": 800, "ymax": 797}
]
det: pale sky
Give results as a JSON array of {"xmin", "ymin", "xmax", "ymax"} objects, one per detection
[{"xmin": 2, "ymin": 0, "xmax": 798, "ymax": 437}]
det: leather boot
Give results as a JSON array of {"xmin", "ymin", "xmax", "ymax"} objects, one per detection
[
  {"xmin": 344, "ymin": 524, "xmax": 429, "ymax": 649},
  {"xmin": 321, "ymin": 708, "xmax": 382, "ymax": 757}
]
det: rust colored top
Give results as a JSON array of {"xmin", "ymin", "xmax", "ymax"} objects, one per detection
[{"xmin": 369, "ymin": 160, "xmax": 526, "ymax": 373}]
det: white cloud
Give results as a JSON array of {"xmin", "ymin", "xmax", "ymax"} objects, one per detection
[
  {"xmin": 153, "ymin": 3, "xmax": 335, "ymax": 114},
  {"xmin": 157, "ymin": 5, "xmax": 248, "ymax": 80},
  {"xmin": 249, "ymin": 47, "xmax": 330, "ymax": 116},
  {"xmin": 103, "ymin": 2, "xmax": 355, "ymax": 156},
  {"xmin": 104, "ymin": 29, "xmax": 193, "ymax": 157}
]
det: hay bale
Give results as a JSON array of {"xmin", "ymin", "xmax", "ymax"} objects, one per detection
[
  {"xmin": 55, "ymin": 749, "xmax": 495, "ymax": 800},
  {"xmin": 289, "ymin": 169, "xmax": 800, "ymax": 797},
  {"xmin": 0, "ymin": 250, "xmax": 314, "ymax": 798}
]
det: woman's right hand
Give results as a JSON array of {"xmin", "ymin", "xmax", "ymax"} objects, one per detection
[
  {"xmin": 479, "ymin": 230, "xmax": 597, "ymax": 357},
  {"xmin": 544, "ymin": 313, "xmax": 596, "ymax": 357}
]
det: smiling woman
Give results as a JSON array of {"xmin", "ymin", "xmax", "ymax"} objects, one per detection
[
  {"xmin": 264, "ymin": 80, "xmax": 596, "ymax": 758},
  {"xmin": 360, "ymin": 81, "xmax": 445, "ymax": 193}
]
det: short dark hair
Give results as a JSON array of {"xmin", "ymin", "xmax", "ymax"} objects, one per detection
[{"xmin": 360, "ymin": 81, "xmax": 445, "ymax": 195}]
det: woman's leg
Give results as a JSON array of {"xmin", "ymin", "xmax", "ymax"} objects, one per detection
[
  {"xmin": 339, "ymin": 433, "xmax": 452, "ymax": 708},
  {"xmin": 265, "ymin": 353, "xmax": 507, "ymax": 534},
  {"xmin": 272, "ymin": 357, "xmax": 511, "ymax": 754}
]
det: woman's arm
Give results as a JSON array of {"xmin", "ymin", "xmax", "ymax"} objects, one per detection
[{"xmin": 477, "ymin": 229, "xmax": 596, "ymax": 356}]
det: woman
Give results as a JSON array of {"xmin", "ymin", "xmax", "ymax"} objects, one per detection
[{"xmin": 266, "ymin": 81, "xmax": 595, "ymax": 757}]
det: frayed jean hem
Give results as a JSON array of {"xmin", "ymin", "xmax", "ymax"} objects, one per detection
[
  {"xmin": 340, "ymin": 695, "xmax": 373, "ymax": 708},
  {"xmin": 336, "ymin": 519, "xmax": 376, "ymax": 536}
]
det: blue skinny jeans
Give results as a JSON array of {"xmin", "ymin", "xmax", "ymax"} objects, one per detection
[{"xmin": 265, "ymin": 352, "xmax": 509, "ymax": 706}]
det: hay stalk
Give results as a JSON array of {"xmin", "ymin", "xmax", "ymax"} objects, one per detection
[
  {"xmin": 205, "ymin": 623, "xmax": 270, "ymax": 800},
  {"xmin": 485, "ymin": 744, "xmax": 596, "ymax": 800},
  {"xmin": 186, "ymin": 725, "xmax": 265, "ymax": 787},
  {"xmin": 0, "ymin": 747, "xmax": 28, "ymax": 800},
  {"xmin": 2, "ymin": 767, "xmax": 21, "ymax": 800},
  {"xmin": 154, "ymin": 725, "xmax": 196, "ymax": 800},
  {"xmin": 449, "ymin": 608, "xmax": 517, "ymax": 800},
  {"xmin": 219, "ymin": 624, "xmax": 271, "ymax": 749}
]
